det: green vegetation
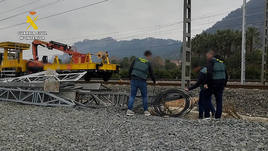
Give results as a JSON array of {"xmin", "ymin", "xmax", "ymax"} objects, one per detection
[
  {"xmin": 192, "ymin": 27, "xmax": 263, "ymax": 80},
  {"xmin": 111, "ymin": 56, "xmax": 180, "ymax": 80},
  {"xmin": 112, "ymin": 27, "xmax": 265, "ymax": 80}
]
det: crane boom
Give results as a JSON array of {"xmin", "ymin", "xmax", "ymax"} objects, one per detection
[{"xmin": 32, "ymin": 40, "xmax": 86, "ymax": 63}]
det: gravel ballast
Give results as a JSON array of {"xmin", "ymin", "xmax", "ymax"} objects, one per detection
[
  {"xmin": 107, "ymin": 85, "xmax": 268, "ymax": 117},
  {"xmin": 0, "ymin": 101, "xmax": 267, "ymax": 151}
]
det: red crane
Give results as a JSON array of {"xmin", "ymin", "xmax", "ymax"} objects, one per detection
[
  {"xmin": 26, "ymin": 40, "xmax": 117, "ymax": 82},
  {"xmin": 27, "ymin": 40, "xmax": 91, "ymax": 72},
  {"xmin": 31, "ymin": 40, "xmax": 87, "ymax": 64}
]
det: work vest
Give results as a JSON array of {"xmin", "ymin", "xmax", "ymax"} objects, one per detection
[
  {"xmin": 131, "ymin": 57, "xmax": 149, "ymax": 80},
  {"xmin": 212, "ymin": 58, "xmax": 226, "ymax": 80}
]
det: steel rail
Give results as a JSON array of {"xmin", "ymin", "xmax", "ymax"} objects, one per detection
[{"xmin": 77, "ymin": 81, "xmax": 268, "ymax": 90}]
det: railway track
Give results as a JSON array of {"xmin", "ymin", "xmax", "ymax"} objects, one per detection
[
  {"xmin": 77, "ymin": 80, "xmax": 268, "ymax": 90},
  {"xmin": 0, "ymin": 72, "xmax": 266, "ymax": 118}
]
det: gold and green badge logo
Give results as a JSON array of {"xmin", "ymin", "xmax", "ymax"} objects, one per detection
[{"xmin": 26, "ymin": 11, "xmax": 38, "ymax": 30}]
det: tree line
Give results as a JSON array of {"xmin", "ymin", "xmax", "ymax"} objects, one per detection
[
  {"xmin": 111, "ymin": 56, "xmax": 180, "ymax": 80},
  {"xmin": 192, "ymin": 27, "xmax": 262, "ymax": 80},
  {"xmin": 111, "ymin": 27, "xmax": 265, "ymax": 80}
]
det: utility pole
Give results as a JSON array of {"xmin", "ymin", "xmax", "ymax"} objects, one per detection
[
  {"xmin": 181, "ymin": 0, "xmax": 191, "ymax": 89},
  {"xmin": 241, "ymin": 0, "xmax": 246, "ymax": 85},
  {"xmin": 261, "ymin": 0, "xmax": 268, "ymax": 85}
]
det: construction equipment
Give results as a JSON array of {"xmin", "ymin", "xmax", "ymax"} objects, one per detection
[
  {"xmin": 0, "ymin": 42, "xmax": 31, "ymax": 78},
  {"xmin": 0, "ymin": 41, "xmax": 119, "ymax": 81},
  {"xmin": 28, "ymin": 40, "xmax": 119, "ymax": 81}
]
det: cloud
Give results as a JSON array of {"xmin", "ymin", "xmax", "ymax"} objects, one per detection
[{"xmin": 0, "ymin": 0, "xmax": 243, "ymax": 44}]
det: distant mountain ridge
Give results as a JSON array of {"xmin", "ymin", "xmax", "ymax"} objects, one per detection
[
  {"xmin": 73, "ymin": 37, "xmax": 182, "ymax": 59},
  {"xmin": 206, "ymin": 0, "xmax": 264, "ymax": 33},
  {"xmin": 72, "ymin": 0, "xmax": 264, "ymax": 59}
]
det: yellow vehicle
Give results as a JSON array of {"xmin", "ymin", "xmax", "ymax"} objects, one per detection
[
  {"xmin": 0, "ymin": 41, "xmax": 119, "ymax": 81},
  {"xmin": 0, "ymin": 42, "xmax": 30, "ymax": 77}
]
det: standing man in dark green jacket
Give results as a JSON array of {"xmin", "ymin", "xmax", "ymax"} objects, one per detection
[
  {"xmin": 206, "ymin": 50, "xmax": 228, "ymax": 119},
  {"xmin": 127, "ymin": 50, "xmax": 156, "ymax": 116}
]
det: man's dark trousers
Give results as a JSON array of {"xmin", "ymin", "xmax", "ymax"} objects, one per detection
[
  {"xmin": 206, "ymin": 84, "xmax": 224, "ymax": 119},
  {"xmin": 199, "ymin": 89, "xmax": 215, "ymax": 119},
  {"xmin": 199, "ymin": 89, "xmax": 209, "ymax": 119}
]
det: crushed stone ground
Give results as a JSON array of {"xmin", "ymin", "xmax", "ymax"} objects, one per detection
[
  {"xmin": 0, "ymin": 100, "xmax": 267, "ymax": 151},
  {"xmin": 108, "ymin": 85, "xmax": 268, "ymax": 117}
]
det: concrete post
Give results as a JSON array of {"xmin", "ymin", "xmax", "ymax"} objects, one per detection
[{"xmin": 181, "ymin": 0, "xmax": 191, "ymax": 89}]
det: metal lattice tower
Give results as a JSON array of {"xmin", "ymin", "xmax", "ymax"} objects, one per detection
[
  {"xmin": 181, "ymin": 0, "xmax": 191, "ymax": 89},
  {"xmin": 262, "ymin": 0, "xmax": 268, "ymax": 85}
]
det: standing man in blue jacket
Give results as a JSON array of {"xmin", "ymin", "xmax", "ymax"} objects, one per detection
[
  {"xmin": 206, "ymin": 50, "xmax": 228, "ymax": 119},
  {"xmin": 127, "ymin": 50, "xmax": 156, "ymax": 116}
]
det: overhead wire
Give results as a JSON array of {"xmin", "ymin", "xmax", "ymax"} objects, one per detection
[
  {"xmin": 0, "ymin": 0, "xmax": 42, "ymax": 16},
  {"xmin": 0, "ymin": 0, "xmax": 109, "ymax": 30},
  {"xmin": 39, "ymin": 0, "xmax": 109, "ymax": 21},
  {"xmin": 0, "ymin": 0, "xmax": 264, "ymax": 52},
  {"xmin": 54, "ymin": 7, "xmax": 264, "ymax": 42},
  {"xmin": 72, "ymin": 10, "xmax": 264, "ymax": 47},
  {"xmin": 54, "ymin": 11, "xmax": 238, "ymax": 41},
  {"xmin": 0, "ymin": 0, "xmax": 263, "ymax": 38},
  {"xmin": 76, "ymin": 17, "xmax": 264, "ymax": 52},
  {"xmin": 84, "ymin": 21, "xmax": 263, "ymax": 52},
  {"xmin": 0, "ymin": 0, "xmax": 62, "ymax": 22},
  {"xmin": 0, "ymin": 0, "xmax": 262, "ymax": 33}
]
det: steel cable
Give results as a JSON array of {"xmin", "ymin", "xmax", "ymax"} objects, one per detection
[{"xmin": 152, "ymin": 89, "xmax": 193, "ymax": 117}]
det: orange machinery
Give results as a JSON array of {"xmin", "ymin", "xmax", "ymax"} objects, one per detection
[
  {"xmin": 32, "ymin": 40, "xmax": 89, "ymax": 64},
  {"xmin": 27, "ymin": 40, "xmax": 119, "ymax": 81}
]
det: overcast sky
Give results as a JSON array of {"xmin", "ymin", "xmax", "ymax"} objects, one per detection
[{"xmin": 0, "ymin": 0, "xmax": 244, "ymax": 58}]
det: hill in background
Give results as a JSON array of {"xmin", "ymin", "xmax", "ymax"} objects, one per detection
[
  {"xmin": 72, "ymin": 0, "xmax": 264, "ymax": 60},
  {"xmin": 206, "ymin": 0, "xmax": 264, "ymax": 34},
  {"xmin": 73, "ymin": 37, "xmax": 182, "ymax": 59}
]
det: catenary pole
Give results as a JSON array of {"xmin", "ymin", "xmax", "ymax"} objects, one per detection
[
  {"xmin": 261, "ymin": 0, "xmax": 268, "ymax": 85},
  {"xmin": 181, "ymin": 0, "xmax": 191, "ymax": 89},
  {"xmin": 241, "ymin": 0, "xmax": 246, "ymax": 85}
]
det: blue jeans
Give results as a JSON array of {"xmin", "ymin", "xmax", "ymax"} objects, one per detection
[
  {"xmin": 128, "ymin": 79, "xmax": 148, "ymax": 111},
  {"xmin": 207, "ymin": 85, "xmax": 224, "ymax": 119},
  {"xmin": 199, "ymin": 89, "xmax": 215, "ymax": 119}
]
